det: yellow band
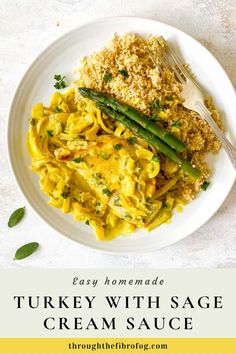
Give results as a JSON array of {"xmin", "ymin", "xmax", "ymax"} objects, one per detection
[{"xmin": 0, "ymin": 338, "xmax": 235, "ymax": 354}]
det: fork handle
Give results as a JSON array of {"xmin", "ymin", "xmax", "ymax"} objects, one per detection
[{"xmin": 195, "ymin": 101, "xmax": 236, "ymax": 170}]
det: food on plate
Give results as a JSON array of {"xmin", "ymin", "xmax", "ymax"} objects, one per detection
[
  {"xmin": 78, "ymin": 88, "xmax": 201, "ymax": 178},
  {"xmin": 27, "ymin": 33, "xmax": 222, "ymax": 240}
]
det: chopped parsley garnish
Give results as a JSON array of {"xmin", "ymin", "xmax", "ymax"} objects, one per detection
[
  {"xmin": 127, "ymin": 137, "xmax": 137, "ymax": 145},
  {"xmin": 201, "ymin": 181, "xmax": 210, "ymax": 191},
  {"xmin": 102, "ymin": 188, "xmax": 112, "ymax": 197},
  {"xmin": 152, "ymin": 155, "xmax": 160, "ymax": 162},
  {"xmin": 171, "ymin": 121, "xmax": 182, "ymax": 129},
  {"xmin": 73, "ymin": 157, "xmax": 83, "ymax": 163},
  {"xmin": 118, "ymin": 69, "xmax": 129, "ymax": 77},
  {"xmin": 85, "ymin": 219, "xmax": 90, "ymax": 225},
  {"xmin": 47, "ymin": 130, "xmax": 53, "ymax": 137},
  {"xmin": 163, "ymin": 202, "xmax": 168, "ymax": 208},
  {"xmin": 114, "ymin": 143, "xmax": 122, "ymax": 150},
  {"xmin": 61, "ymin": 187, "xmax": 70, "ymax": 199},
  {"xmin": 152, "ymin": 99, "xmax": 162, "ymax": 111},
  {"xmin": 61, "ymin": 191, "xmax": 70, "ymax": 199},
  {"xmin": 55, "ymin": 106, "xmax": 62, "ymax": 113},
  {"xmin": 103, "ymin": 73, "xmax": 113, "ymax": 82},
  {"xmin": 54, "ymin": 74, "xmax": 66, "ymax": 89}
]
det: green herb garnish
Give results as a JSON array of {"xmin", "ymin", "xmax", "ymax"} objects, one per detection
[
  {"xmin": 171, "ymin": 121, "xmax": 182, "ymax": 129},
  {"xmin": 14, "ymin": 242, "xmax": 39, "ymax": 260},
  {"xmin": 73, "ymin": 157, "xmax": 83, "ymax": 163},
  {"xmin": 103, "ymin": 73, "xmax": 112, "ymax": 82},
  {"xmin": 114, "ymin": 144, "xmax": 122, "ymax": 150},
  {"xmin": 8, "ymin": 207, "xmax": 25, "ymax": 228},
  {"xmin": 152, "ymin": 155, "xmax": 160, "ymax": 162},
  {"xmin": 61, "ymin": 186, "xmax": 70, "ymax": 199},
  {"xmin": 54, "ymin": 74, "xmax": 66, "ymax": 89},
  {"xmin": 119, "ymin": 69, "xmax": 129, "ymax": 77},
  {"xmin": 61, "ymin": 192, "xmax": 70, "ymax": 199},
  {"xmin": 54, "ymin": 74, "xmax": 62, "ymax": 81},
  {"xmin": 127, "ymin": 137, "xmax": 137, "ymax": 145},
  {"xmin": 85, "ymin": 219, "xmax": 90, "ymax": 225},
  {"xmin": 61, "ymin": 191, "xmax": 70, "ymax": 199},
  {"xmin": 55, "ymin": 106, "xmax": 62, "ymax": 113},
  {"xmin": 47, "ymin": 130, "xmax": 53, "ymax": 137},
  {"xmin": 102, "ymin": 188, "xmax": 112, "ymax": 197},
  {"xmin": 152, "ymin": 99, "xmax": 162, "ymax": 111},
  {"xmin": 201, "ymin": 181, "xmax": 210, "ymax": 191}
]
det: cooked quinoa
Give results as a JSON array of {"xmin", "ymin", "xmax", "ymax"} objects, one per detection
[{"xmin": 75, "ymin": 33, "xmax": 222, "ymax": 203}]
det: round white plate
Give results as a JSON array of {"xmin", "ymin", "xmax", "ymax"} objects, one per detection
[{"xmin": 8, "ymin": 16, "xmax": 236, "ymax": 253}]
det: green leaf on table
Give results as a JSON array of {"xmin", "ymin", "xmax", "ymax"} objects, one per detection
[
  {"xmin": 8, "ymin": 207, "xmax": 25, "ymax": 228},
  {"xmin": 14, "ymin": 242, "xmax": 39, "ymax": 260}
]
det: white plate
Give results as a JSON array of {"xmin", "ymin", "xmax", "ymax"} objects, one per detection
[{"xmin": 7, "ymin": 16, "xmax": 236, "ymax": 253}]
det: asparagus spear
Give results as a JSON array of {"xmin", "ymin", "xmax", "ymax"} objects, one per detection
[
  {"xmin": 78, "ymin": 87, "xmax": 186, "ymax": 153},
  {"xmin": 96, "ymin": 103, "xmax": 201, "ymax": 179}
]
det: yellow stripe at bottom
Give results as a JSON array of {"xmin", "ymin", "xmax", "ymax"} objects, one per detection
[{"xmin": 0, "ymin": 338, "xmax": 235, "ymax": 354}]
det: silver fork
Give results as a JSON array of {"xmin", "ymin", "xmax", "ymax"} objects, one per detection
[{"xmin": 148, "ymin": 36, "xmax": 236, "ymax": 169}]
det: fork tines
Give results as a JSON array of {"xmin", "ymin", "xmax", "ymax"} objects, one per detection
[{"xmin": 148, "ymin": 36, "xmax": 192, "ymax": 84}]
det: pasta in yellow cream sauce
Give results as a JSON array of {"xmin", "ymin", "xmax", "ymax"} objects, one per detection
[{"xmin": 27, "ymin": 89, "xmax": 180, "ymax": 240}]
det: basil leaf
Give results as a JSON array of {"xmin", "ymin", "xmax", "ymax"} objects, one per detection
[
  {"xmin": 8, "ymin": 207, "xmax": 25, "ymax": 228},
  {"xmin": 14, "ymin": 242, "xmax": 39, "ymax": 260}
]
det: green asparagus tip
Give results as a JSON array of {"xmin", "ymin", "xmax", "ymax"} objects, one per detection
[{"xmin": 78, "ymin": 87, "xmax": 90, "ymax": 97}]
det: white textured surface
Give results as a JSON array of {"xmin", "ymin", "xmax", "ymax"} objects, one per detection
[{"xmin": 0, "ymin": 0, "xmax": 236, "ymax": 268}]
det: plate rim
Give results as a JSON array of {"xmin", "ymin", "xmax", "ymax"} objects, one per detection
[{"xmin": 6, "ymin": 15, "xmax": 236, "ymax": 254}]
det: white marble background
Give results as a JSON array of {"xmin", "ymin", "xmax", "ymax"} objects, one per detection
[{"xmin": 1, "ymin": 0, "xmax": 236, "ymax": 268}]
